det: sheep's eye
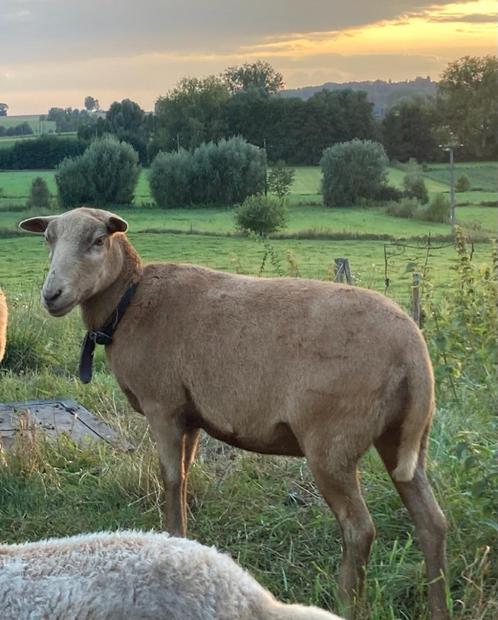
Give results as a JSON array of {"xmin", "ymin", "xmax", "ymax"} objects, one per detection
[{"xmin": 93, "ymin": 237, "xmax": 106, "ymax": 247}]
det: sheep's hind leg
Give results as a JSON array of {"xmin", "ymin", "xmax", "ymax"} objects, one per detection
[
  {"xmin": 308, "ymin": 456, "xmax": 375, "ymax": 619},
  {"xmin": 375, "ymin": 427, "xmax": 449, "ymax": 620},
  {"xmin": 182, "ymin": 427, "xmax": 201, "ymax": 526}
]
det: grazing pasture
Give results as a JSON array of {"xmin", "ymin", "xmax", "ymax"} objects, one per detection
[{"xmin": 0, "ymin": 161, "xmax": 496, "ymax": 618}]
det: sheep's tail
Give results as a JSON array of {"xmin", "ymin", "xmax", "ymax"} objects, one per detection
[{"xmin": 391, "ymin": 374, "xmax": 435, "ymax": 483}]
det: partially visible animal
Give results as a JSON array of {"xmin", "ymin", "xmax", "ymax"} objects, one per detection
[
  {"xmin": 19, "ymin": 208, "xmax": 449, "ymax": 619},
  {"xmin": 0, "ymin": 530, "xmax": 341, "ymax": 620},
  {"xmin": 0, "ymin": 288, "xmax": 7, "ymax": 361}
]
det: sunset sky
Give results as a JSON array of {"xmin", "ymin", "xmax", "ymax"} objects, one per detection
[{"xmin": 1, "ymin": 0, "xmax": 496, "ymax": 115}]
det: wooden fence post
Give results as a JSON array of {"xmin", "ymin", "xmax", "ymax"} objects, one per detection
[
  {"xmin": 411, "ymin": 272, "xmax": 421, "ymax": 326},
  {"xmin": 334, "ymin": 258, "xmax": 353, "ymax": 284}
]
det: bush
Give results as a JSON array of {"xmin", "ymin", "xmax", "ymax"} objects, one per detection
[
  {"xmin": 320, "ymin": 139, "xmax": 389, "ymax": 207},
  {"xmin": 374, "ymin": 185, "xmax": 404, "ymax": 202},
  {"xmin": 149, "ymin": 149, "xmax": 193, "ymax": 208},
  {"xmin": 268, "ymin": 161, "xmax": 295, "ymax": 200},
  {"xmin": 385, "ymin": 194, "xmax": 450, "ymax": 223},
  {"xmin": 385, "ymin": 197, "xmax": 421, "ymax": 219},
  {"xmin": 6, "ymin": 121, "xmax": 33, "ymax": 136},
  {"xmin": 55, "ymin": 156, "xmax": 93, "ymax": 208},
  {"xmin": 0, "ymin": 122, "xmax": 33, "ymax": 137},
  {"xmin": 419, "ymin": 194, "xmax": 450, "ymax": 223},
  {"xmin": 26, "ymin": 177, "xmax": 51, "ymax": 209},
  {"xmin": 149, "ymin": 137, "xmax": 266, "ymax": 207},
  {"xmin": 0, "ymin": 135, "xmax": 86, "ymax": 170},
  {"xmin": 55, "ymin": 136, "xmax": 140, "ymax": 209},
  {"xmin": 191, "ymin": 137, "xmax": 266, "ymax": 205},
  {"xmin": 456, "ymin": 173, "xmax": 471, "ymax": 192},
  {"xmin": 235, "ymin": 194, "xmax": 287, "ymax": 235},
  {"xmin": 84, "ymin": 136, "xmax": 140, "ymax": 205},
  {"xmin": 403, "ymin": 172, "xmax": 429, "ymax": 204}
]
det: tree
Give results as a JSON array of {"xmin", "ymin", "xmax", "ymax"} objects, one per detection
[
  {"xmin": 154, "ymin": 76, "xmax": 230, "ymax": 152},
  {"xmin": 301, "ymin": 89, "xmax": 375, "ymax": 164},
  {"xmin": 84, "ymin": 96, "xmax": 99, "ymax": 112},
  {"xmin": 104, "ymin": 99, "xmax": 149, "ymax": 163},
  {"xmin": 438, "ymin": 56, "xmax": 498, "ymax": 159},
  {"xmin": 225, "ymin": 88, "xmax": 375, "ymax": 165},
  {"xmin": 268, "ymin": 161, "xmax": 295, "ymax": 200},
  {"xmin": 46, "ymin": 107, "xmax": 92, "ymax": 132},
  {"xmin": 0, "ymin": 103, "xmax": 8, "ymax": 117},
  {"xmin": 320, "ymin": 140, "xmax": 389, "ymax": 207},
  {"xmin": 106, "ymin": 99, "xmax": 144, "ymax": 135},
  {"xmin": 223, "ymin": 61, "xmax": 284, "ymax": 96},
  {"xmin": 382, "ymin": 99, "xmax": 437, "ymax": 162}
]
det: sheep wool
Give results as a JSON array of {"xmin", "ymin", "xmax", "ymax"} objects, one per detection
[{"xmin": 0, "ymin": 530, "xmax": 342, "ymax": 620}]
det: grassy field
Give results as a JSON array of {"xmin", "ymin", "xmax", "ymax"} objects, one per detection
[
  {"xmin": 0, "ymin": 161, "xmax": 496, "ymax": 618},
  {"xmin": 0, "ymin": 166, "xmax": 496, "ymax": 237},
  {"xmin": 424, "ymin": 162, "xmax": 497, "ymax": 192}
]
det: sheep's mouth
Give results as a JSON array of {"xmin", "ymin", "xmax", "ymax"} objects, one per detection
[{"xmin": 43, "ymin": 299, "xmax": 78, "ymax": 317}]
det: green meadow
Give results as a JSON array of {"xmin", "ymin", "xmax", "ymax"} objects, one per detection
[{"xmin": 0, "ymin": 165, "xmax": 496, "ymax": 237}]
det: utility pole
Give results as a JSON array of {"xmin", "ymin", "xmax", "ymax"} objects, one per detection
[
  {"xmin": 263, "ymin": 137, "xmax": 268, "ymax": 196},
  {"xmin": 449, "ymin": 146, "xmax": 455, "ymax": 231}
]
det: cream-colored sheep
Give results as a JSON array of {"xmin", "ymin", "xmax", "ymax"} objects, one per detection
[
  {"xmin": 19, "ymin": 208, "xmax": 449, "ymax": 619},
  {"xmin": 0, "ymin": 288, "xmax": 7, "ymax": 361},
  {"xmin": 0, "ymin": 530, "xmax": 341, "ymax": 620}
]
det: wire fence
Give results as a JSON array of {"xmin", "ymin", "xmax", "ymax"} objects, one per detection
[{"xmin": 254, "ymin": 234, "xmax": 460, "ymax": 318}]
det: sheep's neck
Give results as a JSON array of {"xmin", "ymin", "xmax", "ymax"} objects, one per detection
[{"xmin": 80, "ymin": 234, "xmax": 143, "ymax": 331}]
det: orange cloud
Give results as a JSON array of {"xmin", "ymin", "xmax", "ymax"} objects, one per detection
[{"xmin": 241, "ymin": 0, "xmax": 497, "ymax": 58}]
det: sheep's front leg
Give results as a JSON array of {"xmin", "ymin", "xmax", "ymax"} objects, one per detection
[{"xmin": 147, "ymin": 410, "xmax": 186, "ymax": 537}]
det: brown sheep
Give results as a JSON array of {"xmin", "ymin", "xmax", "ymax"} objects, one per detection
[
  {"xmin": 0, "ymin": 288, "xmax": 7, "ymax": 361},
  {"xmin": 19, "ymin": 208, "xmax": 449, "ymax": 619}
]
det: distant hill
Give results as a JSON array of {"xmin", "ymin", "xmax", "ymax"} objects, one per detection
[{"xmin": 282, "ymin": 76, "xmax": 437, "ymax": 117}]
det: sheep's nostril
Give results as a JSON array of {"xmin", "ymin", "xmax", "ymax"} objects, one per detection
[{"xmin": 44, "ymin": 289, "xmax": 63, "ymax": 304}]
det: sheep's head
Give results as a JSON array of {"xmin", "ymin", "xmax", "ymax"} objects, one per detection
[{"xmin": 19, "ymin": 207, "xmax": 128, "ymax": 317}]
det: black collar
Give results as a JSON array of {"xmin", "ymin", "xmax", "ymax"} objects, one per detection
[{"xmin": 79, "ymin": 282, "xmax": 138, "ymax": 384}]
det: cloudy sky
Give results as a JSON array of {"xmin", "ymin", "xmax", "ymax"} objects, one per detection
[{"xmin": 1, "ymin": 0, "xmax": 496, "ymax": 114}]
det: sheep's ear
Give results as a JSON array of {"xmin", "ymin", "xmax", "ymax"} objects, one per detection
[
  {"xmin": 106, "ymin": 214, "xmax": 128, "ymax": 234},
  {"xmin": 18, "ymin": 215, "xmax": 59, "ymax": 234}
]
